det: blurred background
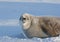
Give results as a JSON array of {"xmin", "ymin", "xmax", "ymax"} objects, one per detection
[{"xmin": 0, "ymin": 0, "xmax": 60, "ymax": 42}]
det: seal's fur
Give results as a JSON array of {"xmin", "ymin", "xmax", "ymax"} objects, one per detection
[{"xmin": 20, "ymin": 13, "xmax": 60, "ymax": 38}]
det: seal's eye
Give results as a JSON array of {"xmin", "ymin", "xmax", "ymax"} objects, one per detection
[{"xmin": 23, "ymin": 18, "xmax": 26, "ymax": 20}]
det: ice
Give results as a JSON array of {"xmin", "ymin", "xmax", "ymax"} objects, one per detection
[
  {"xmin": 0, "ymin": 36, "xmax": 59, "ymax": 42},
  {"xmin": 0, "ymin": 36, "xmax": 38, "ymax": 42}
]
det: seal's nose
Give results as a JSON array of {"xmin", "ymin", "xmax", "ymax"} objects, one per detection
[{"xmin": 19, "ymin": 16, "xmax": 23, "ymax": 21}]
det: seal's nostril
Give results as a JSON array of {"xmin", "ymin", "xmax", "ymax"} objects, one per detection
[
  {"xmin": 19, "ymin": 17, "xmax": 21, "ymax": 20},
  {"xmin": 19, "ymin": 18, "xmax": 21, "ymax": 20},
  {"xmin": 19, "ymin": 16, "xmax": 22, "ymax": 21}
]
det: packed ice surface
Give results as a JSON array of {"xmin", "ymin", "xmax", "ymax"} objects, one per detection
[{"xmin": 0, "ymin": 36, "xmax": 60, "ymax": 42}]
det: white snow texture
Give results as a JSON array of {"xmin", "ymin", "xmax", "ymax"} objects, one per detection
[{"xmin": 0, "ymin": 36, "xmax": 60, "ymax": 42}]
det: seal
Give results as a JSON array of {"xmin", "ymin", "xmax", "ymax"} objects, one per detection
[{"xmin": 19, "ymin": 13, "xmax": 60, "ymax": 38}]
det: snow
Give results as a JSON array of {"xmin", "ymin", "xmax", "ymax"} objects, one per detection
[{"xmin": 0, "ymin": 36, "xmax": 60, "ymax": 42}]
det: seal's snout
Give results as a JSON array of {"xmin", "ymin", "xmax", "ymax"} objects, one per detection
[
  {"xmin": 20, "ymin": 15, "xmax": 26, "ymax": 22},
  {"xmin": 19, "ymin": 16, "xmax": 23, "ymax": 21},
  {"xmin": 19, "ymin": 16, "xmax": 22, "ymax": 20}
]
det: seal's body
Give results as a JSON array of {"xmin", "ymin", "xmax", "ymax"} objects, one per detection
[{"xmin": 20, "ymin": 13, "xmax": 60, "ymax": 38}]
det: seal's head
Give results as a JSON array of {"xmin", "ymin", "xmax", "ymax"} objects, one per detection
[{"xmin": 20, "ymin": 13, "xmax": 32, "ymax": 30}]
